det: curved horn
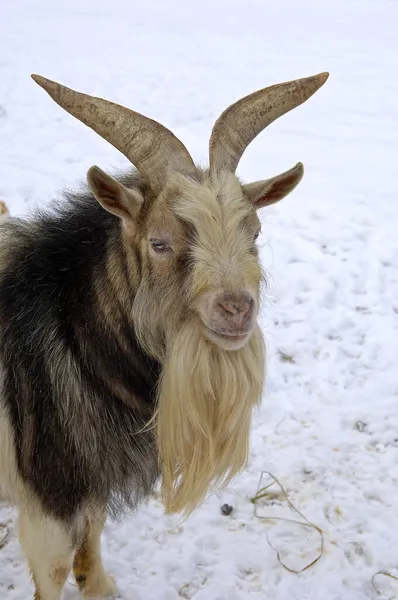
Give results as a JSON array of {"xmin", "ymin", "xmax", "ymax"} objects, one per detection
[
  {"xmin": 31, "ymin": 74, "xmax": 197, "ymax": 194},
  {"xmin": 209, "ymin": 72, "xmax": 329, "ymax": 174}
]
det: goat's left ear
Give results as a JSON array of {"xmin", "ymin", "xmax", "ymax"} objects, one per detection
[
  {"xmin": 243, "ymin": 162, "xmax": 304, "ymax": 208},
  {"xmin": 87, "ymin": 166, "xmax": 144, "ymax": 223}
]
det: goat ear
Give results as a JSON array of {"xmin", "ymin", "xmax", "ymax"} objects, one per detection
[
  {"xmin": 87, "ymin": 166, "xmax": 143, "ymax": 222},
  {"xmin": 243, "ymin": 162, "xmax": 304, "ymax": 208}
]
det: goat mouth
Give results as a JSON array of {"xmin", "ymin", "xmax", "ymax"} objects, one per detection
[{"xmin": 204, "ymin": 325, "xmax": 252, "ymax": 342}]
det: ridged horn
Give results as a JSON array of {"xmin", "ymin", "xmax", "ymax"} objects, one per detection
[
  {"xmin": 31, "ymin": 74, "xmax": 197, "ymax": 194},
  {"xmin": 209, "ymin": 72, "xmax": 329, "ymax": 174}
]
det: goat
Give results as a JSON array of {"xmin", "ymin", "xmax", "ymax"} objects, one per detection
[{"xmin": 0, "ymin": 71, "xmax": 328, "ymax": 599}]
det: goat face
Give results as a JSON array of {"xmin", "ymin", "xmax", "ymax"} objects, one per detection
[
  {"xmin": 87, "ymin": 164, "xmax": 305, "ymax": 355},
  {"xmin": 163, "ymin": 170, "xmax": 262, "ymax": 351}
]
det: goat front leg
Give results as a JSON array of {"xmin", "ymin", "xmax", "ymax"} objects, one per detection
[
  {"xmin": 73, "ymin": 512, "xmax": 118, "ymax": 598},
  {"xmin": 18, "ymin": 508, "xmax": 73, "ymax": 600}
]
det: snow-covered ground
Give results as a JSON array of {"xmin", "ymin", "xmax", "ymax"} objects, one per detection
[{"xmin": 1, "ymin": 0, "xmax": 398, "ymax": 598}]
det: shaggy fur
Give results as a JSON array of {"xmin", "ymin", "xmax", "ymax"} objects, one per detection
[
  {"xmin": 0, "ymin": 159, "xmax": 288, "ymax": 599},
  {"xmin": 0, "ymin": 182, "xmax": 161, "ymax": 523},
  {"xmin": 0, "ymin": 161, "xmax": 301, "ymax": 600},
  {"xmin": 158, "ymin": 319, "xmax": 265, "ymax": 514},
  {"xmin": 0, "ymin": 164, "xmax": 269, "ymax": 515},
  {"xmin": 0, "ymin": 163, "xmax": 306, "ymax": 600}
]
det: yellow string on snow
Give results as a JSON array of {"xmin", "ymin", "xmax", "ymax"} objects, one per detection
[
  {"xmin": 250, "ymin": 471, "xmax": 398, "ymax": 599},
  {"xmin": 371, "ymin": 571, "xmax": 398, "ymax": 600},
  {"xmin": 250, "ymin": 471, "xmax": 324, "ymax": 574}
]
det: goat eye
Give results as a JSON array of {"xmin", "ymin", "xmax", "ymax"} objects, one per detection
[
  {"xmin": 150, "ymin": 239, "xmax": 170, "ymax": 253},
  {"xmin": 254, "ymin": 230, "xmax": 260, "ymax": 241}
]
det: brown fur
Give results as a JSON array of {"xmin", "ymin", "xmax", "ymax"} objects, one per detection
[{"xmin": 73, "ymin": 515, "xmax": 117, "ymax": 597}]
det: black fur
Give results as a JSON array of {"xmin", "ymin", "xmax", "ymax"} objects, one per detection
[{"xmin": 0, "ymin": 183, "xmax": 161, "ymax": 522}]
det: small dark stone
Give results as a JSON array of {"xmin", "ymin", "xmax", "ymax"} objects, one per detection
[
  {"xmin": 355, "ymin": 420, "xmax": 368, "ymax": 433},
  {"xmin": 221, "ymin": 503, "xmax": 233, "ymax": 516}
]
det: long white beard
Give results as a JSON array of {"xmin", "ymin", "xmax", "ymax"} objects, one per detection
[{"xmin": 156, "ymin": 319, "xmax": 265, "ymax": 515}]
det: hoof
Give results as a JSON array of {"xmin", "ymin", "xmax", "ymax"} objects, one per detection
[{"xmin": 80, "ymin": 572, "xmax": 119, "ymax": 598}]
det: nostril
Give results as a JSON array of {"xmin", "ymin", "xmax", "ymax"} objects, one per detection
[
  {"xmin": 219, "ymin": 300, "xmax": 237, "ymax": 315},
  {"xmin": 218, "ymin": 294, "xmax": 253, "ymax": 317},
  {"xmin": 239, "ymin": 300, "xmax": 252, "ymax": 316}
]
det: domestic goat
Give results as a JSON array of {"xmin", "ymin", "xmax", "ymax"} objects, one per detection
[{"xmin": 0, "ymin": 71, "xmax": 328, "ymax": 599}]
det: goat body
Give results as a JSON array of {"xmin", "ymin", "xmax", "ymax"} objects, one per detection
[{"xmin": 0, "ymin": 72, "xmax": 328, "ymax": 599}]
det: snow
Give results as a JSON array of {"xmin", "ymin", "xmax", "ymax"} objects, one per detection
[{"xmin": 1, "ymin": 0, "xmax": 398, "ymax": 598}]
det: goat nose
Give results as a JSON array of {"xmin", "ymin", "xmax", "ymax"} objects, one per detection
[{"xmin": 219, "ymin": 294, "xmax": 253, "ymax": 317}]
